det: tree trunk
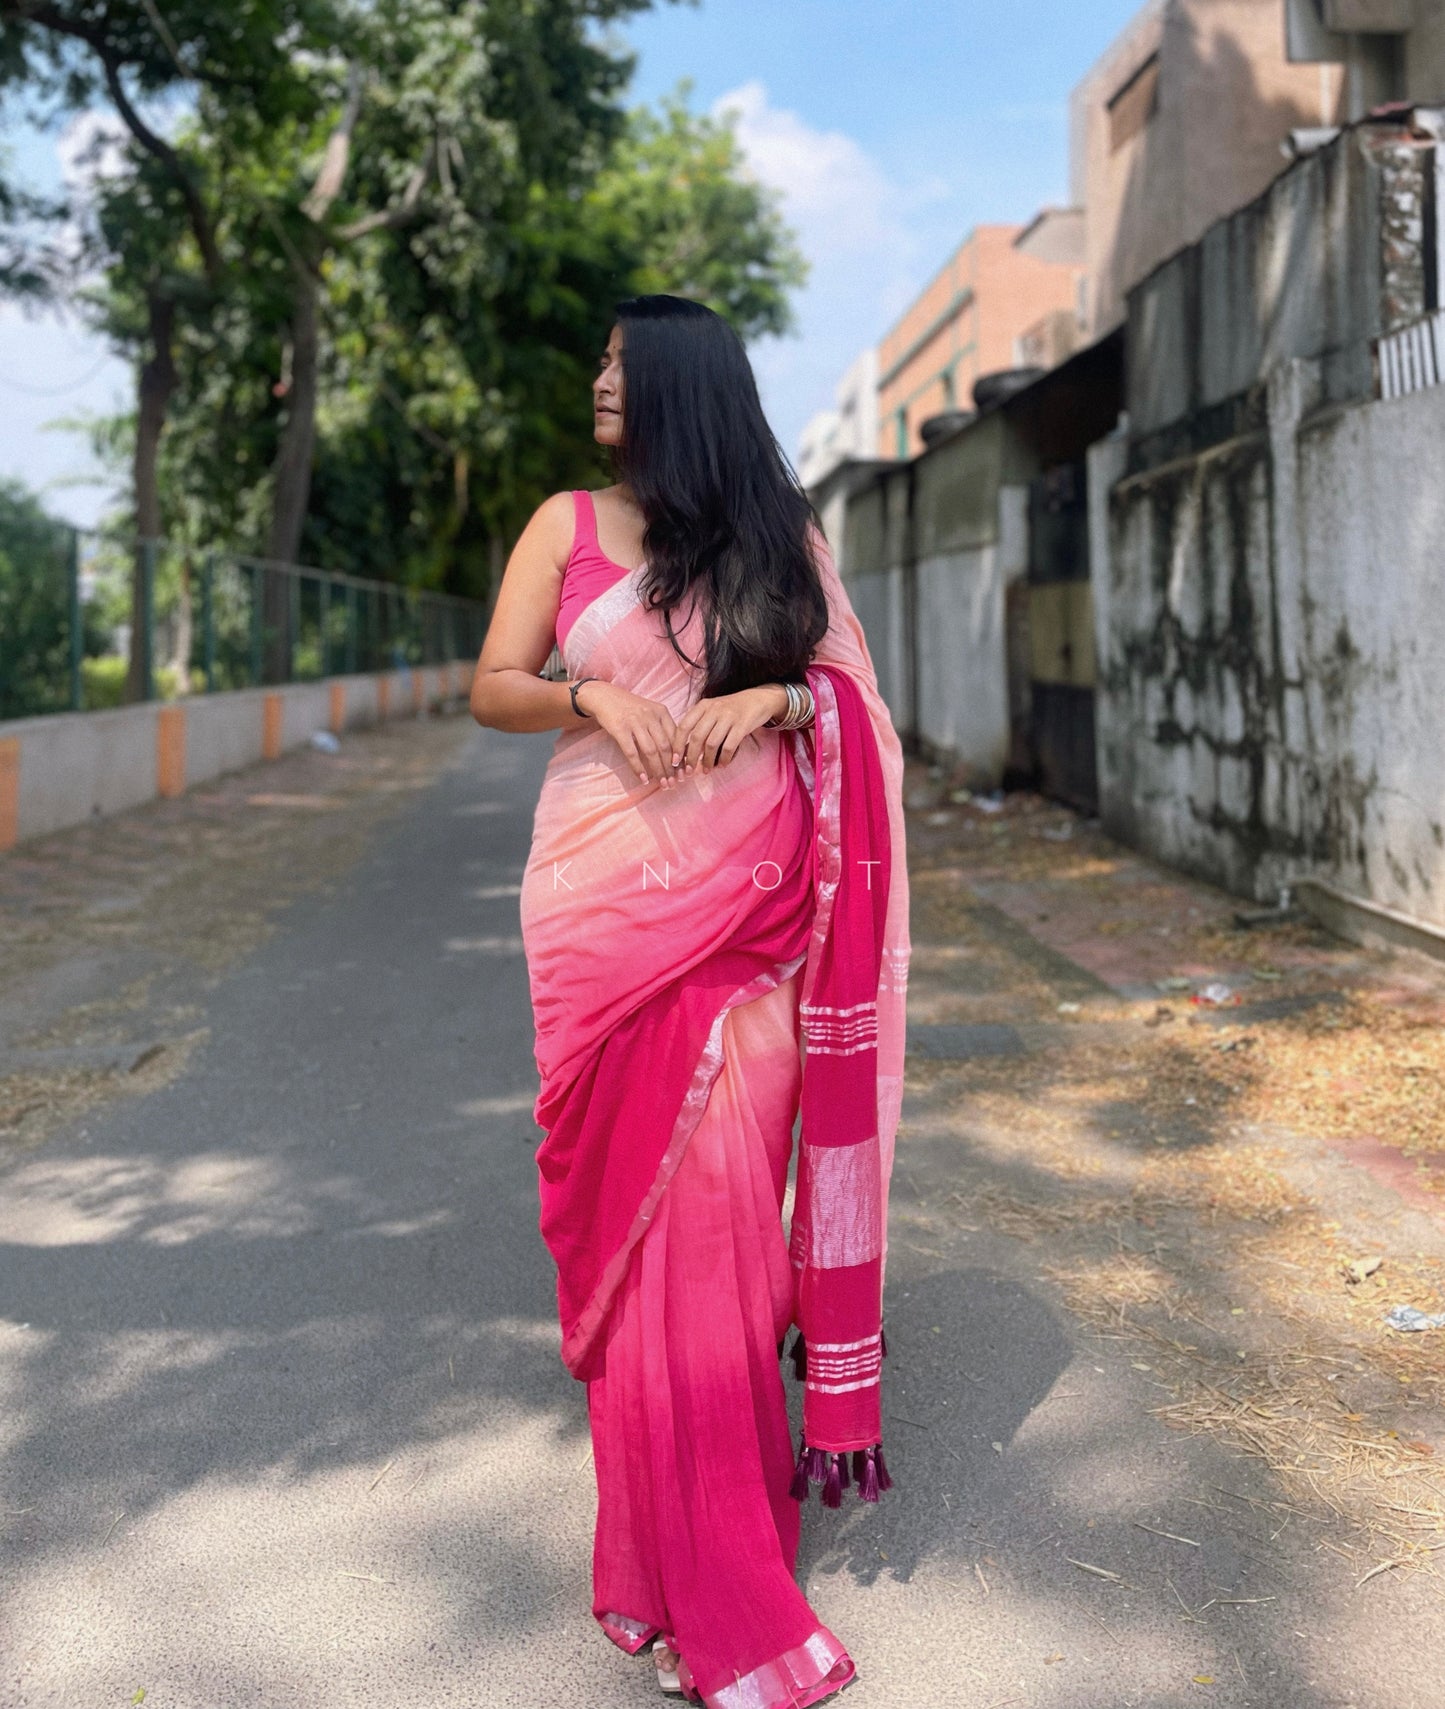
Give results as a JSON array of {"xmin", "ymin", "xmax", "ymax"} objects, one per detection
[
  {"xmin": 128, "ymin": 286, "xmax": 177, "ymax": 704},
  {"xmin": 263, "ymin": 258, "xmax": 321, "ymax": 680}
]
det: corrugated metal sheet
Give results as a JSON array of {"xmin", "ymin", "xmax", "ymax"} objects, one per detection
[{"xmin": 1377, "ymin": 310, "xmax": 1445, "ymax": 398}]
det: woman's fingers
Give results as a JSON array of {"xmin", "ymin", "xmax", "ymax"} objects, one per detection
[
  {"xmin": 637, "ymin": 718, "xmax": 675, "ymax": 785},
  {"xmin": 610, "ymin": 694, "xmax": 761, "ymax": 783},
  {"xmin": 601, "ymin": 695, "xmax": 679, "ymax": 787},
  {"xmin": 714, "ymin": 725, "xmax": 747, "ymax": 767},
  {"xmin": 617, "ymin": 729, "xmax": 653, "ymax": 786},
  {"xmin": 705, "ymin": 721, "xmax": 740, "ymax": 770},
  {"xmin": 631, "ymin": 704, "xmax": 681, "ymax": 785},
  {"xmin": 652, "ymin": 706, "xmax": 684, "ymax": 782},
  {"xmin": 684, "ymin": 714, "xmax": 723, "ymax": 772},
  {"xmin": 673, "ymin": 708, "xmax": 702, "ymax": 769}
]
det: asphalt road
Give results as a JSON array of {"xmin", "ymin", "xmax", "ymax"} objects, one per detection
[{"xmin": 2, "ymin": 720, "xmax": 1439, "ymax": 1709}]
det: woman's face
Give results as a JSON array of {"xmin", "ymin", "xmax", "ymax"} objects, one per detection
[{"xmin": 592, "ymin": 324, "xmax": 625, "ymax": 447}]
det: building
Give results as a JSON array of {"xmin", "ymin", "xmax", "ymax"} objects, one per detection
[
  {"xmin": 1073, "ymin": 0, "xmax": 1350, "ymax": 336},
  {"xmin": 836, "ymin": 331, "xmax": 1124, "ymax": 795},
  {"xmin": 803, "ymin": 0, "xmax": 1431, "ymax": 486},
  {"xmin": 874, "ymin": 223, "xmax": 1086, "ymax": 460},
  {"xmin": 1285, "ymin": 0, "xmax": 1445, "ymax": 112},
  {"xmin": 1012, "ymin": 206, "xmax": 1090, "ymax": 370},
  {"xmin": 795, "ymin": 346, "xmax": 880, "ymax": 490},
  {"xmin": 817, "ymin": 0, "xmax": 1445, "ymax": 947},
  {"xmin": 1092, "ymin": 106, "xmax": 1445, "ymax": 936},
  {"xmin": 833, "ymin": 102, "xmax": 1445, "ymax": 939}
]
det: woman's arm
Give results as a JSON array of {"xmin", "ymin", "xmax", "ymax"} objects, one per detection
[
  {"xmin": 467, "ymin": 493, "xmax": 683, "ymax": 786},
  {"xmin": 468, "ymin": 493, "xmax": 582, "ymax": 735}
]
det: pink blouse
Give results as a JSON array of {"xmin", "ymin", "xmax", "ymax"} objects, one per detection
[{"xmin": 557, "ymin": 489, "xmax": 639, "ymax": 652}]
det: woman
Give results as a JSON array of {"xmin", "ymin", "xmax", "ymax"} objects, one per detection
[{"xmin": 470, "ymin": 295, "xmax": 909, "ymax": 1706}]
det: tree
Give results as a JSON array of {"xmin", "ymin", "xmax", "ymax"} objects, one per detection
[
  {"xmin": 63, "ymin": 16, "xmax": 806, "ymax": 639},
  {"xmin": 128, "ymin": 82, "xmax": 806, "ymax": 602},
  {"xmin": 253, "ymin": 0, "xmax": 652, "ymax": 573},
  {"xmin": 0, "ymin": 0, "xmax": 340, "ymax": 695},
  {"xmin": 67, "ymin": 0, "xmax": 659, "ymax": 675}
]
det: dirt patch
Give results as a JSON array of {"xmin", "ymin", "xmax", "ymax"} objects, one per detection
[{"xmin": 906, "ymin": 766, "xmax": 1445, "ymax": 1586}]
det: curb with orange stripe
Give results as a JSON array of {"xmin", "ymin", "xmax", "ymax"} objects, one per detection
[{"xmin": 0, "ymin": 663, "xmax": 473, "ymax": 853}]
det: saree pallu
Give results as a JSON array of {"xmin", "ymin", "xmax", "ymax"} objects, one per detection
[{"xmin": 521, "ymin": 531, "xmax": 909, "ymax": 1706}]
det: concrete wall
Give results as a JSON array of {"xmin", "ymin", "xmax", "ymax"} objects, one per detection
[
  {"xmin": 839, "ymin": 468, "xmax": 914, "ymax": 737},
  {"xmin": 828, "ymin": 330, "xmax": 1127, "ymax": 789},
  {"xmin": 0, "ymin": 661, "xmax": 472, "ymax": 851},
  {"xmin": 1097, "ymin": 370, "xmax": 1445, "ymax": 927},
  {"xmin": 906, "ymin": 414, "xmax": 1023, "ymax": 783},
  {"xmin": 1286, "ymin": 0, "xmax": 1445, "ymax": 109},
  {"xmin": 1125, "ymin": 121, "xmax": 1434, "ymax": 452},
  {"xmin": 1407, "ymin": 1, "xmax": 1445, "ymax": 98},
  {"xmin": 1094, "ymin": 109, "xmax": 1445, "ymax": 931}
]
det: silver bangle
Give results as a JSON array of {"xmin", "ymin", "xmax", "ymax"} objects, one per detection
[
  {"xmin": 764, "ymin": 684, "xmax": 795, "ymax": 728},
  {"xmin": 765, "ymin": 681, "xmax": 814, "ymax": 731}
]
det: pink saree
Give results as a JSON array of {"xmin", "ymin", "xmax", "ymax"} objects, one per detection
[{"xmin": 521, "ymin": 510, "xmax": 909, "ymax": 1706}]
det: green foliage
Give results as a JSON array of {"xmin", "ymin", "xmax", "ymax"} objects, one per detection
[
  {"xmin": 78, "ymin": 654, "xmax": 200, "ymax": 708},
  {"xmin": 0, "ymin": 0, "xmax": 347, "ymax": 305},
  {"xmin": 0, "ymin": 478, "xmax": 106, "ymax": 718},
  {"xmin": 7, "ymin": 3, "xmax": 809, "ymax": 607},
  {"xmin": 587, "ymin": 88, "xmax": 807, "ymax": 339},
  {"xmin": 80, "ymin": 653, "xmax": 126, "ymax": 708},
  {"xmin": 0, "ymin": 1, "xmax": 340, "ymax": 129}
]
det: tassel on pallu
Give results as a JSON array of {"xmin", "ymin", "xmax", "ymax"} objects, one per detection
[{"xmin": 788, "ymin": 1436, "xmax": 891, "ymax": 1507}]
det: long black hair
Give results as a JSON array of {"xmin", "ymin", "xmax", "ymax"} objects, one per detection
[{"xmin": 610, "ymin": 294, "xmax": 829, "ymax": 699}]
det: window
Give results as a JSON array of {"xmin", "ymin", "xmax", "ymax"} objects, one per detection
[
  {"xmin": 895, "ymin": 410, "xmax": 908, "ymax": 458},
  {"xmin": 1107, "ymin": 52, "xmax": 1159, "ymax": 152}
]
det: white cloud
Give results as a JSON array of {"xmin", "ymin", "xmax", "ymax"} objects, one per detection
[
  {"xmin": 712, "ymin": 79, "xmax": 920, "ymax": 263},
  {"xmin": 709, "ymin": 81, "xmax": 944, "ymax": 463}
]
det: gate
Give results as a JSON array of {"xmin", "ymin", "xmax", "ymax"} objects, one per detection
[{"xmin": 1026, "ymin": 460, "xmax": 1098, "ymax": 811}]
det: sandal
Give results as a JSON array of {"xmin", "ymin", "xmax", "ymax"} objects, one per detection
[{"xmin": 652, "ymin": 1636, "xmax": 684, "ymax": 1697}]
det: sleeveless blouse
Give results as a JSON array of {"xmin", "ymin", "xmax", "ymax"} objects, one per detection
[{"xmin": 556, "ymin": 489, "xmax": 639, "ymax": 652}]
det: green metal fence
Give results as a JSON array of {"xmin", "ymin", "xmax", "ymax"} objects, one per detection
[{"xmin": 0, "ymin": 527, "xmax": 491, "ymax": 721}]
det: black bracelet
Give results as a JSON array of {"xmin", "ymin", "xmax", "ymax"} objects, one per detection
[{"xmin": 569, "ymin": 677, "xmax": 599, "ymax": 718}]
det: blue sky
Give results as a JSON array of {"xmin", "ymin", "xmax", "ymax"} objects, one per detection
[{"xmin": 0, "ymin": 0, "xmax": 1145, "ymax": 526}]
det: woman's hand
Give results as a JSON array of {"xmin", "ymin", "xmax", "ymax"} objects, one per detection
[
  {"xmin": 674, "ymin": 685, "xmax": 789, "ymax": 775},
  {"xmin": 575, "ymin": 680, "xmax": 682, "ymax": 788}
]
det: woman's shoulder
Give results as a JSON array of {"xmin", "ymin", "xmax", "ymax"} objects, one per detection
[
  {"xmin": 513, "ymin": 491, "xmax": 582, "ymax": 578},
  {"xmin": 534, "ymin": 489, "xmax": 583, "ymax": 525},
  {"xmin": 532, "ymin": 486, "xmax": 616, "ymax": 534},
  {"xmin": 523, "ymin": 486, "xmax": 627, "ymax": 568}
]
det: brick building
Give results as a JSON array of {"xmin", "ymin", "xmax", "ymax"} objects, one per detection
[{"xmin": 874, "ymin": 224, "xmax": 1086, "ymax": 459}]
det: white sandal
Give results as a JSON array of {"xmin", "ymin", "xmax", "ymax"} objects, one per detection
[{"xmin": 652, "ymin": 1636, "xmax": 683, "ymax": 1697}]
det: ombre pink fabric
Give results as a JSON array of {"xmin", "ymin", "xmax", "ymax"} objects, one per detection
[
  {"xmin": 587, "ymin": 974, "xmax": 857, "ymax": 1705},
  {"xmin": 520, "ymin": 505, "xmax": 909, "ymax": 1707}
]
